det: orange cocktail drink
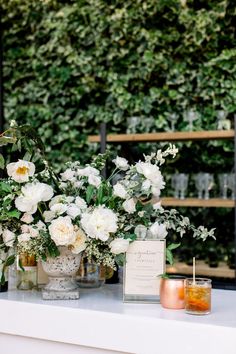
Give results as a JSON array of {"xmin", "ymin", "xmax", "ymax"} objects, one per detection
[{"xmin": 185, "ymin": 278, "xmax": 211, "ymax": 315}]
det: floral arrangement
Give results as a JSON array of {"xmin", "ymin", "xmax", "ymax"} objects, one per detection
[{"xmin": 0, "ymin": 123, "xmax": 215, "ymax": 282}]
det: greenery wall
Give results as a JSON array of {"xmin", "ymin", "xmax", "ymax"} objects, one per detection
[{"xmin": 1, "ymin": 0, "xmax": 236, "ymax": 270}]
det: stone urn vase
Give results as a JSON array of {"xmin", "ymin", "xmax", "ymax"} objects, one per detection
[{"xmin": 42, "ymin": 247, "xmax": 82, "ymax": 300}]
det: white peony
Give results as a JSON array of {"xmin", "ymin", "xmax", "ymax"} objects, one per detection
[
  {"xmin": 43, "ymin": 210, "xmax": 56, "ymax": 223},
  {"xmin": 6, "ymin": 160, "xmax": 35, "ymax": 183},
  {"xmin": 112, "ymin": 156, "xmax": 129, "ymax": 171},
  {"xmin": 88, "ymin": 174, "xmax": 102, "ymax": 188},
  {"xmin": 50, "ymin": 203, "xmax": 67, "ymax": 215},
  {"xmin": 49, "ymin": 216, "xmax": 76, "ymax": 246},
  {"xmin": 122, "ymin": 198, "xmax": 136, "ymax": 214},
  {"xmin": 20, "ymin": 213, "xmax": 34, "ymax": 224},
  {"xmin": 15, "ymin": 182, "xmax": 54, "ymax": 214},
  {"xmin": 134, "ymin": 225, "xmax": 147, "ymax": 239},
  {"xmin": 69, "ymin": 228, "xmax": 87, "ymax": 254},
  {"xmin": 110, "ymin": 238, "xmax": 130, "ymax": 254},
  {"xmin": 113, "ymin": 183, "xmax": 128, "ymax": 199},
  {"xmin": 75, "ymin": 196, "xmax": 87, "ymax": 210},
  {"xmin": 81, "ymin": 206, "xmax": 118, "ymax": 241},
  {"xmin": 149, "ymin": 222, "xmax": 168, "ymax": 239},
  {"xmin": 2, "ymin": 229, "xmax": 15, "ymax": 247},
  {"xmin": 18, "ymin": 233, "xmax": 31, "ymax": 243},
  {"xmin": 67, "ymin": 204, "xmax": 81, "ymax": 219},
  {"xmin": 60, "ymin": 168, "xmax": 75, "ymax": 182}
]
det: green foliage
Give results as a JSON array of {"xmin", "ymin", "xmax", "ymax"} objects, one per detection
[{"xmin": 1, "ymin": 0, "xmax": 236, "ymax": 168}]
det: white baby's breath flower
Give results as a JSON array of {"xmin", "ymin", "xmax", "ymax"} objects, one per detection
[
  {"xmin": 88, "ymin": 174, "xmax": 102, "ymax": 188},
  {"xmin": 20, "ymin": 213, "xmax": 34, "ymax": 224},
  {"xmin": 67, "ymin": 204, "xmax": 81, "ymax": 219},
  {"xmin": 6, "ymin": 160, "xmax": 35, "ymax": 183},
  {"xmin": 149, "ymin": 222, "xmax": 168, "ymax": 239},
  {"xmin": 75, "ymin": 196, "xmax": 87, "ymax": 210},
  {"xmin": 43, "ymin": 210, "xmax": 56, "ymax": 223},
  {"xmin": 18, "ymin": 233, "xmax": 31, "ymax": 243},
  {"xmin": 134, "ymin": 225, "xmax": 147, "ymax": 239},
  {"xmin": 50, "ymin": 203, "xmax": 67, "ymax": 215},
  {"xmin": 60, "ymin": 168, "xmax": 75, "ymax": 181},
  {"xmin": 112, "ymin": 156, "xmax": 129, "ymax": 171},
  {"xmin": 81, "ymin": 206, "xmax": 118, "ymax": 241},
  {"xmin": 113, "ymin": 183, "xmax": 128, "ymax": 199},
  {"xmin": 2, "ymin": 229, "xmax": 15, "ymax": 247},
  {"xmin": 122, "ymin": 198, "xmax": 136, "ymax": 214},
  {"xmin": 109, "ymin": 238, "xmax": 130, "ymax": 254},
  {"xmin": 49, "ymin": 216, "xmax": 76, "ymax": 246},
  {"xmin": 69, "ymin": 228, "xmax": 87, "ymax": 254}
]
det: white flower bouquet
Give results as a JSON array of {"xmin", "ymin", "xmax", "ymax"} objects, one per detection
[{"xmin": 0, "ymin": 123, "xmax": 215, "ymax": 283}]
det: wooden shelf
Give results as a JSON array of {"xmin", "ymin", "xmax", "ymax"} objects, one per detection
[
  {"xmin": 167, "ymin": 261, "xmax": 235, "ymax": 279},
  {"xmin": 161, "ymin": 197, "xmax": 234, "ymax": 208},
  {"xmin": 88, "ymin": 130, "xmax": 235, "ymax": 143}
]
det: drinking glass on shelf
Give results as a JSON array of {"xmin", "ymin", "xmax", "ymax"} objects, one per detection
[
  {"xmin": 227, "ymin": 173, "xmax": 235, "ymax": 200},
  {"xmin": 167, "ymin": 113, "xmax": 178, "ymax": 132},
  {"xmin": 183, "ymin": 110, "xmax": 199, "ymax": 131},
  {"xmin": 171, "ymin": 173, "xmax": 189, "ymax": 199},
  {"xmin": 126, "ymin": 117, "xmax": 141, "ymax": 134},
  {"xmin": 194, "ymin": 173, "xmax": 214, "ymax": 199},
  {"xmin": 185, "ymin": 278, "xmax": 212, "ymax": 315},
  {"xmin": 141, "ymin": 117, "xmax": 155, "ymax": 133},
  {"xmin": 216, "ymin": 110, "xmax": 231, "ymax": 130},
  {"xmin": 218, "ymin": 173, "xmax": 229, "ymax": 199}
]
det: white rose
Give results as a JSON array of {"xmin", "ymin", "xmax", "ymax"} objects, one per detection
[
  {"xmin": 20, "ymin": 213, "xmax": 34, "ymax": 224},
  {"xmin": 69, "ymin": 228, "xmax": 87, "ymax": 254},
  {"xmin": 136, "ymin": 162, "xmax": 165, "ymax": 192},
  {"xmin": 113, "ymin": 183, "xmax": 128, "ymax": 199},
  {"xmin": 6, "ymin": 160, "xmax": 35, "ymax": 183},
  {"xmin": 110, "ymin": 238, "xmax": 130, "ymax": 254},
  {"xmin": 134, "ymin": 225, "xmax": 147, "ymax": 239},
  {"xmin": 49, "ymin": 216, "xmax": 76, "ymax": 246},
  {"xmin": 81, "ymin": 206, "xmax": 118, "ymax": 242},
  {"xmin": 36, "ymin": 221, "xmax": 46, "ymax": 231},
  {"xmin": 2, "ymin": 229, "xmax": 15, "ymax": 247},
  {"xmin": 149, "ymin": 222, "xmax": 168, "ymax": 239},
  {"xmin": 28, "ymin": 226, "xmax": 39, "ymax": 238},
  {"xmin": 66, "ymin": 196, "xmax": 74, "ymax": 203},
  {"xmin": 49, "ymin": 195, "xmax": 64, "ymax": 208},
  {"xmin": 73, "ymin": 180, "xmax": 83, "ymax": 189},
  {"xmin": 50, "ymin": 203, "xmax": 67, "ymax": 215},
  {"xmin": 67, "ymin": 204, "xmax": 81, "ymax": 219},
  {"xmin": 21, "ymin": 224, "xmax": 30, "ymax": 233},
  {"xmin": 75, "ymin": 196, "xmax": 87, "ymax": 210},
  {"xmin": 122, "ymin": 198, "xmax": 136, "ymax": 214},
  {"xmin": 60, "ymin": 168, "xmax": 75, "ymax": 182},
  {"xmin": 88, "ymin": 175, "xmax": 102, "ymax": 188},
  {"xmin": 18, "ymin": 233, "xmax": 31, "ymax": 243},
  {"xmin": 43, "ymin": 210, "xmax": 56, "ymax": 223},
  {"xmin": 77, "ymin": 166, "xmax": 100, "ymax": 177},
  {"xmin": 112, "ymin": 156, "xmax": 129, "ymax": 171}
]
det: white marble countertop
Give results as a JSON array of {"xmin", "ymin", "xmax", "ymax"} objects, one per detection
[{"xmin": 0, "ymin": 285, "xmax": 236, "ymax": 354}]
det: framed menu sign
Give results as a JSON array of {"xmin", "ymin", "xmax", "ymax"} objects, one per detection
[{"xmin": 123, "ymin": 239, "xmax": 165, "ymax": 303}]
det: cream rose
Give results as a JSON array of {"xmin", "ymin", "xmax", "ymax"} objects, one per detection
[
  {"xmin": 113, "ymin": 183, "xmax": 128, "ymax": 199},
  {"xmin": 49, "ymin": 216, "xmax": 76, "ymax": 246},
  {"xmin": 69, "ymin": 228, "xmax": 87, "ymax": 254},
  {"xmin": 112, "ymin": 156, "xmax": 129, "ymax": 171}
]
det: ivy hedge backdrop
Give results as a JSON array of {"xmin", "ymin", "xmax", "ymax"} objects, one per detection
[{"xmin": 1, "ymin": 0, "xmax": 236, "ymax": 274}]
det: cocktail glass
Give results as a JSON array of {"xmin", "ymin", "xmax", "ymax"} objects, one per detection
[
  {"xmin": 228, "ymin": 173, "xmax": 235, "ymax": 200},
  {"xmin": 218, "ymin": 173, "xmax": 228, "ymax": 199},
  {"xmin": 185, "ymin": 278, "xmax": 211, "ymax": 315}
]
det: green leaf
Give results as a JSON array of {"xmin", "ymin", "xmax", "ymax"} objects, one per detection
[
  {"xmin": 4, "ymin": 255, "xmax": 15, "ymax": 267},
  {"xmin": 166, "ymin": 249, "xmax": 174, "ymax": 265},
  {"xmin": 86, "ymin": 185, "xmax": 95, "ymax": 204},
  {"xmin": 7, "ymin": 210, "xmax": 21, "ymax": 219},
  {"xmin": 0, "ymin": 182, "xmax": 12, "ymax": 193},
  {"xmin": 0, "ymin": 154, "xmax": 5, "ymax": 169},
  {"xmin": 167, "ymin": 243, "xmax": 181, "ymax": 251},
  {"xmin": 97, "ymin": 185, "xmax": 104, "ymax": 204}
]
